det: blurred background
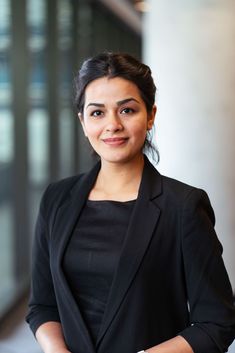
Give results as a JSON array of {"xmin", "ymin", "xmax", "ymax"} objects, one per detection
[{"xmin": 0, "ymin": 0, "xmax": 234, "ymax": 352}]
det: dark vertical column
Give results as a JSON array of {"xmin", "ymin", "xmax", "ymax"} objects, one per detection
[
  {"xmin": 71, "ymin": 0, "xmax": 79, "ymax": 174},
  {"xmin": 47, "ymin": 0, "xmax": 59, "ymax": 181},
  {"xmin": 11, "ymin": 0, "xmax": 30, "ymax": 286},
  {"xmin": 74, "ymin": 0, "xmax": 94, "ymax": 173}
]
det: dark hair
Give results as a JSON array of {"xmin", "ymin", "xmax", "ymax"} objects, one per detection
[{"xmin": 74, "ymin": 51, "xmax": 159, "ymax": 162}]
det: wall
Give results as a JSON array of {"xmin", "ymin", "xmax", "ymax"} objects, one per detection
[{"xmin": 143, "ymin": 0, "xmax": 235, "ymax": 289}]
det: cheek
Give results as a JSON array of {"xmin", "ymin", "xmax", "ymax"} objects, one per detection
[
  {"xmin": 83, "ymin": 121, "xmax": 102, "ymax": 139},
  {"xmin": 130, "ymin": 121, "xmax": 148, "ymax": 140}
]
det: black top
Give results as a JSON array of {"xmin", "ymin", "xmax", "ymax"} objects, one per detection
[{"xmin": 63, "ymin": 199, "xmax": 136, "ymax": 344}]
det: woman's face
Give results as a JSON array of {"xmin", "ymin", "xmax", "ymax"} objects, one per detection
[{"xmin": 80, "ymin": 76, "xmax": 156, "ymax": 165}]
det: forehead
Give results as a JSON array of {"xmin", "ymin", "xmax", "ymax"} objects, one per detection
[{"xmin": 84, "ymin": 76, "xmax": 142, "ymax": 102}]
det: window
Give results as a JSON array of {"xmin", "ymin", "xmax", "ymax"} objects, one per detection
[{"xmin": 0, "ymin": 0, "xmax": 15, "ymax": 316}]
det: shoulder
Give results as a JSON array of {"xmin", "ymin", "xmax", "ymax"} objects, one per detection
[
  {"xmin": 161, "ymin": 173, "xmax": 209, "ymax": 201},
  {"xmin": 38, "ymin": 160, "xmax": 101, "ymax": 220},
  {"xmin": 45, "ymin": 173, "xmax": 83, "ymax": 197},
  {"xmin": 39, "ymin": 173, "xmax": 85, "ymax": 215},
  {"xmin": 161, "ymin": 174, "xmax": 205, "ymax": 204},
  {"xmin": 145, "ymin": 156, "xmax": 214, "ymax": 221},
  {"xmin": 144, "ymin": 156, "xmax": 212, "ymax": 210},
  {"xmin": 159, "ymin": 174, "xmax": 215, "ymax": 225},
  {"xmin": 161, "ymin": 174, "xmax": 197, "ymax": 197},
  {"xmin": 45, "ymin": 173, "xmax": 83, "ymax": 196}
]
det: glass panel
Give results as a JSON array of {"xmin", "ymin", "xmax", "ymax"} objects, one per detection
[
  {"xmin": 27, "ymin": 0, "xmax": 48, "ymax": 185},
  {"xmin": 28, "ymin": 109, "xmax": 49, "ymax": 184},
  {"xmin": 27, "ymin": 0, "xmax": 49, "ymax": 234},
  {"xmin": 58, "ymin": 0, "xmax": 74, "ymax": 178},
  {"xmin": 0, "ymin": 0, "xmax": 16, "ymax": 316}
]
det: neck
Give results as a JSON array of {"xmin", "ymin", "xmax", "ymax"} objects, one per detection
[{"xmin": 90, "ymin": 154, "xmax": 145, "ymax": 201}]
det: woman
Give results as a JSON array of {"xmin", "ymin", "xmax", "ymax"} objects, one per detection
[{"xmin": 26, "ymin": 52, "xmax": 235, "ymax": 353}]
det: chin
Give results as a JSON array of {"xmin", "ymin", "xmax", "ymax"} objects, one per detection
[{"xmin": 100, "ymin": 151, "xmax": 143, "ymax": 165}]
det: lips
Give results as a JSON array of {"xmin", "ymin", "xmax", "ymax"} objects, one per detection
[{"xmin": 102, "ymin": 137, "xmax": 128, "ymax": 145}]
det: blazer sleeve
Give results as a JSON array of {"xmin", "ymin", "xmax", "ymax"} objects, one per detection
[
  {"xmin": 179, "ymin": 188, "xmax": 235, "ymax": 353},
  {"xmin": 26, "ymin": 185, "xmax": 61, "ymax": 335}
]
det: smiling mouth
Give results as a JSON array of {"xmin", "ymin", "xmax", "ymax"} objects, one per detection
[{"xmin": 102, "ymin": 137, "xmax": 128, "ymax": 145}]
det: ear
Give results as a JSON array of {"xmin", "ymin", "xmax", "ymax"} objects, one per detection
[
  {"xmin": 78, "ymin": 113, "xmax": 87, "ymax": 137},
  {"xmin": 147, "ymin": 105, "xmax": 157, "ymax": 130}
]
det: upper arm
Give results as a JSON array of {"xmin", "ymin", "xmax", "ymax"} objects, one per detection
[
  {"xmin": 26, "ymin": 186, "xmax": 60, "ymax": 335},
  {"xmin": 180, "ymin": 189, "xmax": 235, "ymax": 352}
]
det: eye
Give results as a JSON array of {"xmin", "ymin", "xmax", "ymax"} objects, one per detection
[
  {"xmin": 91, "ymin": 110, "xmax": 103, "ymax": 117},
  {"xmin": 120, "ymin": 107, "xmax": 134, "ymax": 114}
]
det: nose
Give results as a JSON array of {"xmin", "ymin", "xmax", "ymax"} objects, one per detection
[{"xmin": 105, "ymin": 113, "xmax": 124, "ymax": 132}]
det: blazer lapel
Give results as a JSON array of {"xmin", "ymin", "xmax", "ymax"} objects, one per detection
[
  {"xmin": 51, "ymin": 161, "xmax": 101, "ymax": 353},
  {"xmin": 96, "ymin": 156, "xmax": 162, "ymax": 347}
]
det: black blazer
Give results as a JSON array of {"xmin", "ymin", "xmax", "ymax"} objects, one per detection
[{"xmin": 26, "ymin": 156, "xmax": 235, "ymax": 353}]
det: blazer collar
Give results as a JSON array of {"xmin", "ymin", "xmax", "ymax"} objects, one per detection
[
  {"xmin": 52, "ymin": 155, "xmax": 162, "ymax": 351},
  {"xmin": 69, "ymin": 154, "xmax": 162, "ymax": 202},
  {"xmin": 139, "ymin": 154, "xmax": 162, "ymax": 200},
  {"xmin": 96, "ymin": 155, "xmax": 162, "ymax": 346},
  {"xmin": 51, "ymin": 161, "xmax": 101, "ymax": 353}
]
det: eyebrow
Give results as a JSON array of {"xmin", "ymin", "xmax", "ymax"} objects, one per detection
[
  {"xmin": 86, "ymin": 98, "xmax": 140, "ymax": 109},
  {"xmin": 117, "ymin": 98, "xmax": 140, "ymax": 106}
]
